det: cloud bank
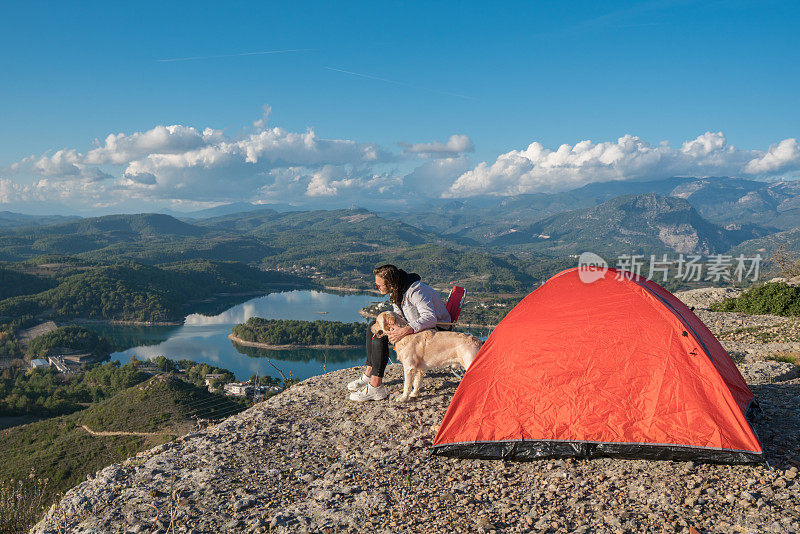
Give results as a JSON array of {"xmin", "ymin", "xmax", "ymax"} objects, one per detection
[
  {"xmin": 3, "ymin": 109, "xmax": 798, "ymax": 211},
  {"xmin": 446, "ymin": 132, "xmax": 798, "ymax": 197},
  {"xmin": 5, "ymin": 115, "xmax": 426, "ymax": 209}
]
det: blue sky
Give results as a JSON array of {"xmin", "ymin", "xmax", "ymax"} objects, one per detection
[{"xmin": 1, "ymin": 0, "xmax": 798, "ymax": 214}]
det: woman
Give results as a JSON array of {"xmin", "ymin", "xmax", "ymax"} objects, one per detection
[{"xmin": 348, "ymin": 264, "xmax": 451, "ymax": 402}]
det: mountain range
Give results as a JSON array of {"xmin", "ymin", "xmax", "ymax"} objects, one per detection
[
  {"xmin": 380, "ymin": 177, "xmax": 800, "ymax": 242},
  {"xmin": 1, "ymin": 176, "xmax": 799, "ymax": 289}
]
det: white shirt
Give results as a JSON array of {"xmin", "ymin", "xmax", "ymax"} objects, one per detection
[{"xmin": 392, "ymin": 281, "xmax": 451, "ymax": 332}]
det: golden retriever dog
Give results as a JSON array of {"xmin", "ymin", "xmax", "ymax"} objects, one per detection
[{"xmin": 371, "ymin": 311, "xmax": 483, "ymax": 402}]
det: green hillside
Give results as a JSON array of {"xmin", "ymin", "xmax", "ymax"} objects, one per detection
[
  {"xmin": 28, "ymin": 213, "xmax": 205, "ymax": 239},
  {"xmin": 199, "ymin": 207, "xmax": 551, "ymax": 292},
  {"xmin": 27, "ymin": 326, "xmax": 111, "ymax": 359},
  {"xmin": 0, "ymin": 214, "xmax": 275, "ymax": 264},
  {"xmin": 200, "ymin": 207, "xmax": 450, "ymax": 256},
  {"xmin": 0, "ymin": 267, "xmax": 56, "ymax": 299},
  {"xmin": 0, "ymin": 374, "xmax": 247, "ymax": 512},
  {"xmin": 0, "ymin": 211, "xmax": 79, "ymax": 229},
  {"xmin": 3, "ymin": 197, "xmax": 783, "ymax": 301},
  {"xmin": 0, "ymin": 260, "xmax": 303, "ymax": 322},
  {"xmin": 2, "ymin": 214, "xmax": 203, "ymax": 258},
  {"xmin": 0, "ymin": 362, "xmax": 146, "ymax": 417}
]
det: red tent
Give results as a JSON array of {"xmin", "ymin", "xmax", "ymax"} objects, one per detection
[{"xmin": 432, "ymin": 267, "xmax": 762, "ymax": 463}]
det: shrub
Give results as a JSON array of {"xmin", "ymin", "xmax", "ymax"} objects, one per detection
[
  {"xmin": 767, "ymin": 352, "xmax": 799, "ymax": 366},
  {"xmin": 711, "ymin": 282, "xmax": 800, "ymax": 316}
]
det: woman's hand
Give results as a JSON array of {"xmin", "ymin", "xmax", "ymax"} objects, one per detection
[{"xmin": 388, "ymin": 325, "xmax": 414, "ymax": 344}]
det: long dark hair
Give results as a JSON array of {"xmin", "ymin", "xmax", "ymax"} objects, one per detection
[{"xmin": 373, "ymin": 264, "xmax": 403, "ymax": 307}]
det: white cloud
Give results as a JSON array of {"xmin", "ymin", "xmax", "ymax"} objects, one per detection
[
  {"xmin": 400, "ymin": 134, "xmax": 474, "ymax": 158},
  {"xmin": 24, "ymin": 149, "xmax": 114, "ymax": 182},
  {"xmin": 0, "ymin": 178, "xmax": 29, "ymax": 203},
  {"xmin": 403, "ymin": 156, "xmax": 473, "ymax": 194},
  {"xmin": 6, "ymin": 109, "xmax": 403, "ymax": 208},
  {"xmin": 445, "ymin": 132, "xmax": 795, "ymax": 197},
  {"xmin": 680, "ymin": 131, "xmax": 728, "ymax": 156},
  {"xmin": 744, "ymin": 138, "xmax": 800, "ymax": 174},
  {"xmin": 306, "ymin": 166, "xmax": 343, "ymax": 197},
  {"xmin": 85, "ymin": 125, "xmax": 222, "ymax": 165},
  {"xmin": 238, "ymin": 127, "xmax": 381, "ymax": 166}
]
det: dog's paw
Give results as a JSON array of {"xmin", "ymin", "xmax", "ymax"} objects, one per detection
[{"xmin": 395, "ymin": 394, "xmax": 410, "ymax": 403}]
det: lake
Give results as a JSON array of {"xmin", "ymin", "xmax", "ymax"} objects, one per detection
[{"xmin": 93, "ymin": 290, "xmax": 381, "ymax": 382}]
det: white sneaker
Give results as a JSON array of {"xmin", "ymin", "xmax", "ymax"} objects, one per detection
[
  {"xmin": 347, "ymin": 374, "xmax": 370, "ymax": 392},
  {"xmin": 349, "ymin": 384, "xmax": 388, "ymax": 402}
]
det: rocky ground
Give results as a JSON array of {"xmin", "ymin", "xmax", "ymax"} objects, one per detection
[
  {"xmin": 681, "ymin": 287, "xmax": 800, "ymax": 364},
  {"xmin": 31, "ymin": 288, "xmax": 800, "ymax": 534}
]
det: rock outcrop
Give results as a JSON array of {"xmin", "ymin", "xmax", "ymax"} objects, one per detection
[{"xmin": 33, "ymin": 361, "xmax": 800, "ymax": 533}]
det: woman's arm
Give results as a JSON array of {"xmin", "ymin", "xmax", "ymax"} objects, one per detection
[{"xmin": 387, "ymin": 301, "xmax": 413, "ymax": 344}]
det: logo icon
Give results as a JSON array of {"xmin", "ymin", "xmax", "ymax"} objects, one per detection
[{"xmin": 578, "ymin": 252, "xmax": 608, "ymax": 284}]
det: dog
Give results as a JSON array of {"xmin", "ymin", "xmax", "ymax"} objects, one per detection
[{"xmin": 371, "ymin": 311, "xmax": 483, "ymax": 402}]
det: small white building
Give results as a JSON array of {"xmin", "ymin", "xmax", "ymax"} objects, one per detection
[
  {"xmin": 30, "ymin": 358, "xmax": 51, "ymax": 370},
  {"xmin": 224, "ymin": 382, "xmax": 253, "ymax": 397}
]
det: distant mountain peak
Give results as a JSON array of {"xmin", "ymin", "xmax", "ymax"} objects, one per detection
[{"xmin": 491, "ymin": 192, "xmax": 744, "ymax": 256}]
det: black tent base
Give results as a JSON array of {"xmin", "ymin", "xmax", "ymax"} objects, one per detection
[{"xmin": 432, "ymin": 440, "xmax": 763, "ymax": 465}]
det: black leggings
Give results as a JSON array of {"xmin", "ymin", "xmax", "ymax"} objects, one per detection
[{"xmin": 365, "ymin": 320, "xmax": 390, "ymax": 378}]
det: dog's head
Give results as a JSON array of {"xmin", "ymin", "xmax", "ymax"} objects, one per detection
[{"xmin": 370, "ymin": 311, "xmax": 407, "ymax": 338}]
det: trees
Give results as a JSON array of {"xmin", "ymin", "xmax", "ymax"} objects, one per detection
[
  {"xmin": 27, "ymin": 326, "xmax": 111, "ymax": 359},
  {"xmin": 154, "ymin": 355, "xmax": 177, "ymax": 372},
  {"xmin": 231, "ymin": 318, "xmax": 364, "ymax": 346},
  {"xmin": 0, "ymin": 260, "xmax": 305, "ymax": 323}
]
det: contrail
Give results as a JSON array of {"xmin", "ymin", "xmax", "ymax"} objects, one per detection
[
  {"xmin": 324, "ymin": 66, "xmax": 475, "ymax": 100},
  {"xmin": 157, "ymin": 49, "xmax": 315, "ymax": 62}
]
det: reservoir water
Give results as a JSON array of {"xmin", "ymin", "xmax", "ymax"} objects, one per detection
[{"xmin": 92, "ymin": 290, "xmax": 380, "ymax": 382}]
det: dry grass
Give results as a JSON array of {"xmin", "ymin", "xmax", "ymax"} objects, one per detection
[
  {"xmin": 770, "ymin": 245, "xmax": 800, "ymax": 278},
  {"xmin": 0, "ymin": 473, "xmax": 52, "ymax": 534}
]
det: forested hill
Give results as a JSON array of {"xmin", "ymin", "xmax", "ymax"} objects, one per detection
[
  {"xmin": 29, "ymin": 213, "xmax": 204, "ymax": 238},
  {"xmin": 0, "ymin": 213, "xmax": 272, "ymax": 264},
  {"xmin": 0, "ymin": 266, "xmax": 57, "ymax": 299},
  {"xmin": 231, "ymin": 318, "xmax": 364, "ymax": 346},
  {"xmin": 196, "ymin": 207, "xmax": 460, "ymax": 248},
  {"xmin": 0, "ymin": 260, "xmax": 304, "ymax": 323},
  {"xmin": 0, "ymin": 211, "xmax": 79, "ymax": 229}
]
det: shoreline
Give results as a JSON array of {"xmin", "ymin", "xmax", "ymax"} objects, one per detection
[
  {"xmin": 322, "ymin": 285, "xmax": 378, "ymax": 294},
  {"xmin": 70, "ymin": 318, "xmax": 184, "ymax": 327},
  {"xmin": 227, "ymin": 334, "xmax": 360, "ymax": 350},
  {"xmin": 14, "ymin": 283, "xmax": 323, "ymax": 329}
]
